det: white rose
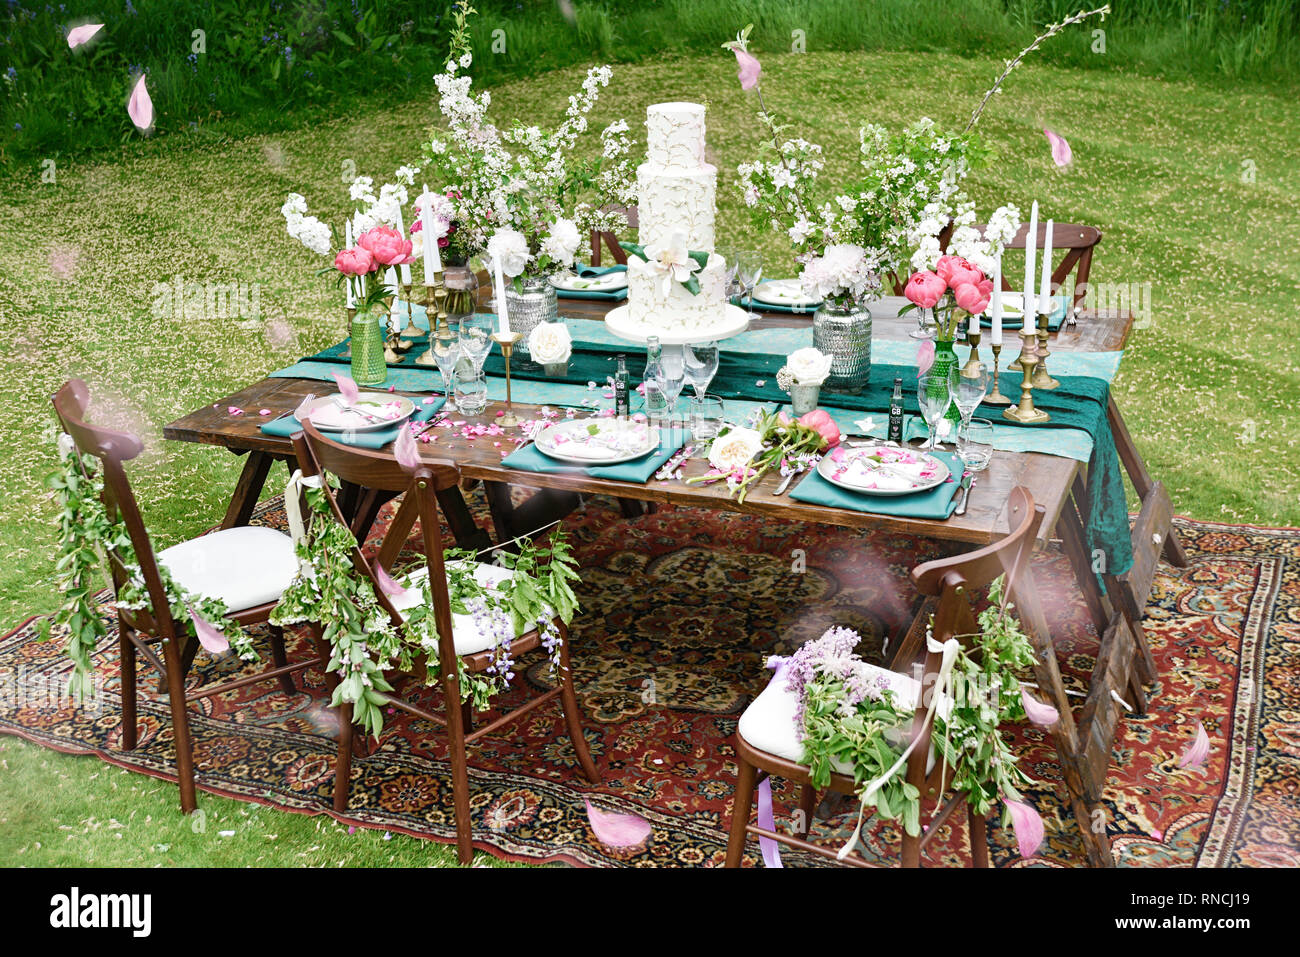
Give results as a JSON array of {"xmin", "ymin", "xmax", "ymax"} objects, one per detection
[
  {"xmin": 528, "ymin": 322, "xmax": 572, "ymax": 364},
  {"xmin": 708, "ymin": 427, "xmax": 763, "ymax": 473},
  {"xmin": 786, "ymin": 347, "xmax": 833, "ymax": 385},
  {"xmin": 487, "ymin": 228, "xmax": 530, "ymax": 278},
  {"xmin": 540, "ymin": 217, "xmax": 581, "ymax": 267}
]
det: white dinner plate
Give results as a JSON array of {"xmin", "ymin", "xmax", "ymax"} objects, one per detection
[
  {"xmin": 535, "ymin": 417, "xmax": 660, "ymax": 465},
  {"xmin": 299, "ymin": 393, "xmax": 416, "ymax": 433},
  {"xmin": 751, "ymin": 279, "xmax": 822, "ymax": 308},
  {"xmin": 550, "ymin": 271, "xmax": 629, "ymax": 293},
  {"xmin": 816, "ymin": 444, "xmax": 950, "ymax": 496}
]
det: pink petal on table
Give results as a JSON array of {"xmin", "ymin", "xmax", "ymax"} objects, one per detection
[
  {"xmin": 1044, "ymin": 128, "xmax": 1072, "ymax": 167},
  {"xmin": 1021, "ymin": 689, "xmax": 1060, "ymax": 727},
  {"xmin": 1005, "ymin": 799, "xmax": 1044, "ymax": 858},
  {"xmin": 228, "ymin": 406, "xmax": 244, "ymax": 416},
  {"xmin": 67, "ymin": 23, "xmax": 104, "ymax": 48},
  {"xmin": 733, "ymin": 47, "xmax": 762, "ymax": 91},
  {"xmin": 373, "ymin": 565, "xmax": 409, "ymax": 600},
  {"xmin": 187, "ymin": 605, "xmax": 229, "ymax": 655},
  {"xmin": 916, "ymin": 339, "xmax": 935, "ymax": 376},
  {"xmin": 421, "ymin": 397, "xmax": 436, "ymax": 405},
  {"xmin": 584, "ymin": 799, "xmax": 651, "ymax": 850},
  {"xmin": 332, "ymin": 371, "xmax": 359, "ymax": 405},
  {"xmin": 393, "ymin": 423, "xmax": 421, "ymax": 472},
  {"xmin": 1178, "ymin": 721, "xmax": 1210, "ymax": 769},
  {"xmin": 258, "ymin": 408, "xmax": 272, "ymax": 416},
  {"xmin": 127, "ymin": 73, "xmax": 153, "ymax": 131}
]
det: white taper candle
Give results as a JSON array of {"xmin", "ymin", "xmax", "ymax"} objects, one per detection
[
  {"xmin": 990, "ymin": 251, "xmax": 1003, "ymax": 346},
  {"xmin": 1022, "ymin": 201, "xmax": 1038, "ymax": 320},
  {"xmin": 1039, "ymin": 219, "xmax": 1054, "ymax": 317}
]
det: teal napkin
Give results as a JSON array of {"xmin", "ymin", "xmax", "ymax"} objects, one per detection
[
  {"xmin": 501, "ymin": 427, "xmax": 689, "ymax": 483},
  {"xmin": 556, "ymin": 264, "xmax": 628, "ymax": 301},
  {"xmin": 260, "ymin": 396, "xmax": 446, "ymax": 449},
  {"xmin": 730, "ymin": 294, "xmax": 821, "ymax": 315},
  {"xmin": 789, "ymin": 450, "xmax": 964, "ymax": 519}
]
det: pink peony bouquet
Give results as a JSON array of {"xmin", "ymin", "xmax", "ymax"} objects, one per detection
[
  {"xmin": 687, "ymin": 408, "xmax": 840, "ymax": 503},
  {"xmin": 903, "ymin": 254, "xmax": 995, "ymax": 340}
]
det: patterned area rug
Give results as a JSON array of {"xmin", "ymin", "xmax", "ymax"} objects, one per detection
[{"xmin": 2, "ymin": 489, "xmax": 1297, "ymax": 867}]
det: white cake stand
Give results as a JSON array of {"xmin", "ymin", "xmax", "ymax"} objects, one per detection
[{"xmin": 604, "ymin": 303, "xmax": 750, "ymax": 346}]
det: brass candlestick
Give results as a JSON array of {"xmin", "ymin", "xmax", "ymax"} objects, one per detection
[
  {"xmin": 398, "ymin": 282, "xmax": 423, "ymax": 340},
  {"xmin": 1031, "ymin": 309, "xmax": 1060, "ymax": 390},
  {"xmin": 491, "ymin": 331, "xmax": 524, "ymax": 427},
  {"xmin": 960, "ymin": 327, "xmax": 983, "ymax": 377},
  {"xmin": 985, "ymin": 342, "xmax": 1012, "ymax": 405},
  {"xmin": 415, "ymin": 272, "xmax": 450, "ymax": 367},
  {"xmin": 1003, "ymin": 326, "xmax": 1050, "ymax": 424},
  {"xmin": 341, "ymin": 304, "xmax": 356, "ymax": 358}
]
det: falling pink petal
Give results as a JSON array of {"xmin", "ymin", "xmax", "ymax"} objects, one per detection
[
  {"xmin": 1178, "ymin": 721, "xmax": 1210, "ymax": 769},
  {"xmin": 127, "ymin": 73, "xmax": 153, "ymax": 131},
  {"xmin": 393, "ymin": 422, "xmax": 421, "ymax": 472},
  {"xmin": 1021, "ymin": 689, "xmax": 1060, "ymax": 727},
  {"xmin": 187, "ymin": 605, "xmax": 229, "ymax": 655},
  {"xmin": 67, "ymin": 23, "xmax": 104, "ymax": 48},
  {"xmin": 1005, "ymin": 799, "xmax": 1043, "ymax": 858},
  {"xmin": 732, "ymin": 48, "xmax": 762, "ymax": 91},
  {"xmin": 228, "ymin": 406, "xmax": 244, "ymax": 416},
  {"xmin": 916, "ymin": 339, "xmax": 935, "ymax": 376},
  {"xmin": 332, "ymin": 371, "xmax": 360, "ymax": 405},
  {"xmin": 584, "ymin": 799, "xmax": 651, "ymax": 849},
  {"xmin": 373, "ymin": 565, "xmax": 409, "ymax": 600},
  {"xmin": 1044, "ymin": 128, "xmax": 1072, "ymax": 167}
]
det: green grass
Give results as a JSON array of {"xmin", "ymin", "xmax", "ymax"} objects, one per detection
[{"xmin": 2, "ymin": 48, "xmax": 1298, "ymax": 866}]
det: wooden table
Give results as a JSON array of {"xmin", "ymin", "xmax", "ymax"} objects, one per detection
[{"xmin": 163, "ymin": 297, "xmax": 1184, "ymax": 867}]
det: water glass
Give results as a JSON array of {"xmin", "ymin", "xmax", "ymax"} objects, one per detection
[
  {"xmin": 908, "ymin": 305, "xmax": 936, "ymax": 340},
  {"xmin": 459, "ymin": 314, "xmax": 494, "ymax": 373},
  {"xmin": 690, "ymin": 394, "xmax": 725, "ymax": 454},
  {"xmin": 958, "ymin": 418, "xmax": 994, "ymax": 471},
  {"xmin": 454, "ymin": 370, "xmax": 488, "ymax": 415},
  {"xmin": 658, "ymin": 344, "xmax": 687, "ymax": 426},
  {"xmin": 736, "ymin": 250, "xmax": 763, "ymax": 313},
  {"xmin": 431, "ymin": 332, "xmax": 459, "ymax": 411}
]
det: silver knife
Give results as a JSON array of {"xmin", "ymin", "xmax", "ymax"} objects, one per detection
[{"xmin": 954, "ymin": 473, "xmax": 976, "ymax": 516}]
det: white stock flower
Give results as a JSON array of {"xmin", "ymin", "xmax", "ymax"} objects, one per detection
[
  {"xmin": 281, "ymin": 193, "xmax": 307, "ymax": 218},
  {"xmin": 709, "ymin": 427, "xmax": 763, "ymax": 474},
  {"xmin": 540, "ymin": 216, "xmax": 581, "ymax": 267},
  {"xmin": 786, "ymin": 347, "xmax": 833, "ymax": 386},
  {"xmin": 527, "ymin": 322, "xmax": 572, "ymax": 364},
  {"xmin": 487, "ymin": 228, "xmax": 530, "ymax": 277},
  {"xmin": 292, "ymin": 216, "xmax": 332, "ymax": 256}
]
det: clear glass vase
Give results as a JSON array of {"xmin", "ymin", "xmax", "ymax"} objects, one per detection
[
  {"xmin": 812, "ymin": 296, "xmax": 872, "ymax": 394},
  {"xmin": 443, "ymin": 264, "xmax": 478, "ymax": 326},
  {"xmin": 505, "ymin": 275, "xmax": 558, "ymax": 365}
]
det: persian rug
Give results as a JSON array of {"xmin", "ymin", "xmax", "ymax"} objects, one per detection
[{"xmin": 2, "ymin": 490, "xmax": 1296, "ymax": 867}]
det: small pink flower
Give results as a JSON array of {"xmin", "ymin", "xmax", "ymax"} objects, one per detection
[{"xmin": 797, "ymin": 409, "xmax": 840, "ymax": 448}]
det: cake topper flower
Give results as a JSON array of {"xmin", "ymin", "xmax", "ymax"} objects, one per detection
[{"xmin": 620, "ymin": 234, "xmax": 710, "ymax": 296}]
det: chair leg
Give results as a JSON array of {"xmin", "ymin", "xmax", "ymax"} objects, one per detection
[
  {"xmin": 119, "ymin": 622, "xmax": 137, "ymax": 751},
  {"xmin": 797, "ymin": 784, "xmax": 817, "ymax": 839},
  {"xmin": 461, "ymin": 699, "xmax": 474, "ymax": 735},
  {"xmin": 901, "ymin": 829, "xmax": 921, "ymax": 868},
  {"xmin": 267, "ymin": 623, "xmax": 297, "ymax": 696},
  {"xmin": 444, "ymin": 674, "xmax": 475, "ymax": 865},
  {"xmin": 968, "ymin": 805, "xmax": 990, "ymax": 868},
  {"xmin": 556, "ymin": 622, "xmax": 599, "ymax": 785},
  {"xmin": 161, "ymin": 638, "xmax": 198, "ymax": 814},
  {"xmin": 725, "ymin": 752, "xmax": 756, "ymax": 867},
  {"xmin": 333, "ymin": 701, "xmax": 354, "ymax": 814}
]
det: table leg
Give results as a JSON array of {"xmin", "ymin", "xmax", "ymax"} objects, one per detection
[
  {"xmin": 1107, "ymin": 396, "xmax": 1188, "ymax": 568},
  {"xmin": 482, "ymin": 481, "xmax": 582, "ymax": 548},
  {"xmin": 1057, "ymin": 490, "xmax": 1112, "ymax": 635},
  {"xmin": 435, "ymin": 485, "xmax": 494, "ymax": 552},
  {"xmin": 221, "ymin": 451, "xmax": 276, "ymax": 529}
]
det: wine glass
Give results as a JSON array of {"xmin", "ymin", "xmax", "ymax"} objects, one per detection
[
  {"xmin": 954, "ymin": 362, "xmax": 990, "ymax": 441},
  {"xmin": 719, "ymin": 247, "xmax": 741, "ymax": 300},
  {"xmin": 736, "ymin": 250, "xmax": 763, "ymax": 315},
  {"xmin": 958, "ymin": 418, "xmax": 994, "ymax": 471},
  {"xmin": 683, "ymin": 341, "xmax": 720, "ymax": 399},
  {"xmin": 917, "ymin": 367, "xmax": 957, "ymax": 451},
  {"xmin": 908, "ymin": 305, "xmax": 936, "ymax": 340},
  {"xmin": 431, "ymin": 330, "xmax": 460, "ymax": 411},
  {"xmin": 458, "ymin": 314, "xmax": 494, "ymax": 374},
  {"xmin": 658, "ymin": 344, "xmax": 687, "ymax": 427}
]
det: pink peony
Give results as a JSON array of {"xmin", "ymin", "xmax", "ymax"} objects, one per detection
[
  {"xmin": 334, "ymin": 246, "xmax": 374, "ymax": 276},
  {"xmin": 953, "ymin": 278, "xmax": 994, "ymax": 315},
  {"xmin": 797, "ymin": 409, "xmax": 841, "ymax": 449},
  {"xmin": 904, "ymin": 270, "xmax": 946, "ymax": 309},
  {"xmin": 936, "ymin": 255, "xmax": 984, "ymax": 289},
  {"xmin": 358, "ymin": 225, "xmax": 415, "ymax": 266}
]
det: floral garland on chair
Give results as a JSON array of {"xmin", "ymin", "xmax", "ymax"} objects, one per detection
[
  {"xmin": 270, "ymin": 483, "xmax": 580, "ymax": 737},
  {"xmin": 778, "ymin": 576, "xmax": 1053, "ymax": 859},
  {"xmin": 43, "ymin": 434, "xmax": 253, "ymax": 698}
]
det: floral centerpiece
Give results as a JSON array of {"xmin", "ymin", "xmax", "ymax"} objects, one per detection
[
  {"xmin": 775, "ymin": 347, "xmax": 833, "ymax": 415},
  {"xmin": 690, "ymin": 407, "xmax": 840, "ymax": 503},
  {"xmin": 528, "ymin": 320, "xmax": 573, "ymax": 376}
]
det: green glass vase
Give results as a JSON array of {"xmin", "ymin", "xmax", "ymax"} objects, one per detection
[
  {"xmin": 350, "ymin": 307, "xmax": 388, "ymax": 387},
  {"xmin": 929, "ymin": 336, "xmax": 962, "ymax": 430}
]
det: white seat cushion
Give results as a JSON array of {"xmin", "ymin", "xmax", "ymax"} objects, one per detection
[
  {"xmin": 388, "ymin": 561, "xmax": 528, "ymax": 656},
  {"xmin": 158, "ymin": 526, "xmax": 298, "ymax": 613},
  {"xmin": 738, "ymin": 663, "xmax": 952, "ymax": 775}
]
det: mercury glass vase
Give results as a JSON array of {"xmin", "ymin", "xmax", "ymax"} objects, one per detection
[
  {"xmin": 349, "ymin": 306, "xmax": 388, "ymax": 387},
  {"xmin": 790, "ymin": 382, "xmax": 820, "ymax": 416},
  {"xmin": 812, "ymin": 297, "xmax": 872, "ymax": 394},
  {"xmin": 505, "ymin": 275, "xmax": 558, "ymax": 365}
]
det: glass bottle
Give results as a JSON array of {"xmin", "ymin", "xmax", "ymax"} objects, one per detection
[
  {"xmin": 642, "ymin": 336, "xmax": 668, "ymax": 424},
  {"xmin": 614, "ymin": 354, "xmax": 630, "ymax": 419},
  {"xmin": 888, "ymin": 376, "xmax": 904, "ymax": 444}
]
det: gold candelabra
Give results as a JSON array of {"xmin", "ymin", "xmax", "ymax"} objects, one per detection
[
  {"xmin": 398, "ymin": 282, "xmax": 423, "ymax": 341},
  {"xmin": 1031, "ymin": 309, "xmax": 1060, "ymax": 390},
  {"xmin": 1002, "ymin": 325, "xmax": 1050, "ymax": 424},
  {"xmin": 960, "ymin": 327, "xmax": 983, "ymax": 378},
  {"xmin": 491, "ymin": 331, "xmax": 524, "ymax": 427},
  {"xmin": 985, "ymin": 341, "xmax": 1012, "ymax": 405},
  {"xmin": 341, "ymin": 304, "xmax": 356, "ymax": 358},
  {"xmin": 415, "ymin": 273, "xmax": 451, "ymax": 367}
]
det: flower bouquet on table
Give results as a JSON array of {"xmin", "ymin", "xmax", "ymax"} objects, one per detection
[
  {"xmin": 528, "ymin": 321, "xmax": 573, "ymax": 377},
  {"xmin": 688, "ymin": 408, "xmax": 840, "ymax": 503},
  {"xmin": 775, "ymin": 347, "xmax": 833, "ymax": 415}
]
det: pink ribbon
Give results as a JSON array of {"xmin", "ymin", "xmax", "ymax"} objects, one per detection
[{"xmin": 756, "ymin": 777, "xmax": 783, "ymax": 868}]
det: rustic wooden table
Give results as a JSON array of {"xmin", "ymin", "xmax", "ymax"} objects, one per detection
[{"xmin": 163, "ymin": 296, "xmax": 1183, "ymax": 867}]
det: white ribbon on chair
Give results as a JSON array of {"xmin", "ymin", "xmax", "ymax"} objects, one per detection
[
  {"xmin": 836, "ymin": 635, "xmax": 961, "ymax": 862},
  {"xmin": 284, "ymin": 468, "xmax": 323, "ymax": 580}
]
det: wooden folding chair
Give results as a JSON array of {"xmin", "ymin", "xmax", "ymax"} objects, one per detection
[
  {"xmin": 291, "ymin": 421, "xmax": 600, "ymax": 864},
  {"xmin": 52, "ymin": 379, "xmax": 322, "ymax": 813},
  {"xmin": 726, "ymin": 487, "xmax": 1044, "ymax": 867},
  {"xmin": 588, "ymin": 205, "xmax": 638, "ymax": 267},
  {"xmin": 980, "ymin": 221, "xmax": 1101, "ymax": 323}
]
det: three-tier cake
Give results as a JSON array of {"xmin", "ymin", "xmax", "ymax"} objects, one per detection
[{"xmin": 605, "ymin": 102, "xmax": 748, "ymax": 344}]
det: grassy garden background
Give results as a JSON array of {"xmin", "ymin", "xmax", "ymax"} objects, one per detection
[{"xmin": 2, "ymin": 1, "xmax": 1298, "ymax": 866}]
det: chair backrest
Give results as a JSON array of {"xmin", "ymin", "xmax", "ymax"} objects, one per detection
[
  {"xmin": 290, "ymin": 422, "xmax": 463, "ymax": 674},
  {"xmin": 51, "ymin": 379, "xmax": 179, "ymax": 640},
  {"xmin": 589, "ymin": 205, "xmax": 639, "ymax": 267},
  {"xmin": 981, "ymin": 221, "xmax": 1101, "ymax": 320}
]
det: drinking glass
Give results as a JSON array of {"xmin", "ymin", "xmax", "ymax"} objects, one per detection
[
  {"xmin": 690, "ymin": 394, "xmax": 725, "ymax": 453},
  {"xmin": 908, "ymin": 305, "xmax": 936, "ymax": 340},
  {"xmin": 658, "ymin": 344, "xmax": 687, "ymax": 426},
  {"xmin": 683, "ymin": 341, "xmax": 720, "ymax": 399},
  {"xmin": 958, "ymin": 418, "xmax": 994, "ymax": 471},
  {"xmin": 719, "ymin": 247, "xmax": 742, "ymax": 300},
  {"xmin": 917, "ymin": 368, "xmax": 957, "ymax": 451},
  {"xmin": 736, "ymin": 250, "xmax": 763, "ymax": 314},
  {"xmin": 954, "ymin": 362, "xmax": 990, "ymax": 439},
  {"xmin": 431, "ymin": 331, "xmax": 460, "ymax": 411},
  {"xmin": 458, "ymin": 314, "xmax": 494, "ymax": 374},
  {"xmin": 454, "ymin": 370, "xmax": 488, "ymax": 416}
]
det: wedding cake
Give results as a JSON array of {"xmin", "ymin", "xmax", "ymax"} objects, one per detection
[{"xmin": 606, "ymin": 102, "xmax": 747, "ymax": 343}]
